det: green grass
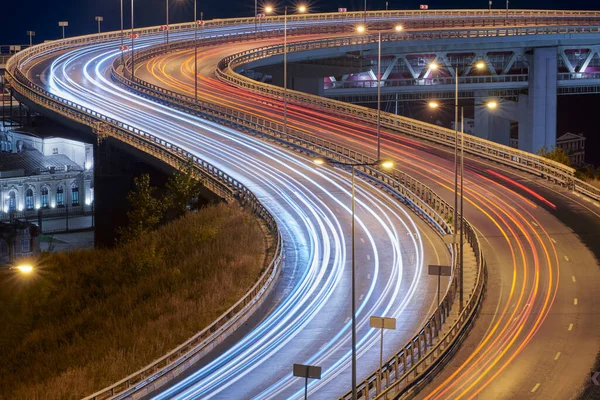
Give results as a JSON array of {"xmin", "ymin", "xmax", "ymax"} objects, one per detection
[{"xmin": 0, "ymin": 203, "xmax": 268, "ymax": 400}]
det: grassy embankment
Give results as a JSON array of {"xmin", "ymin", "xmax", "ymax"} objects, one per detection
[{"xmin": 0, "ymin": 203, "xmax": 268, "ymax": 400}]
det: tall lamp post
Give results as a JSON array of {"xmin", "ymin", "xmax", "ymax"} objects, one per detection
[
  {"xmin": 95, "ymin": 16, "xmax": 104, "ymax": 34},
  {"xmin": 264, "ymin": 4, "xmax": 307, "ymax": 136},
  {"xmin": 131, "ymin": 0, "xmax": 135, "ymax": 79},
  {"xmin": 166, "ymin": 0, "xmax": 170, "ymax": 44},
  {"xmin": 428, "ymin": 93, "xmax": 497, "ymax": 310},
  {"xmin": 314, "ymin": 157, "xmax": 395, "ymax": 400},
  {"xmin": 356, "ymin": 24, "xmax": 403, "ymax": 160}
]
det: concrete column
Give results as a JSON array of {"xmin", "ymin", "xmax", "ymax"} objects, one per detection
[{"xmin": 519, "ymin": 47, "xmax": 557, "ymax": 153}]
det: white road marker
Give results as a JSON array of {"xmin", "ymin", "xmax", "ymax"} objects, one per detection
[
  {"xmin": 360, "ymin": 238, "xmax": 365, "ymax": 243},
  {"xmin": 572, "ymin": 276, "xmax": 576, "ymax": 283},
  {"xmin": 367, "ymin": 274, "xmax": 371, "ymax": 280},
  {"xmin": 568, "ymin": 323, "xmax": 574, "ymax": 331},
  {"xmin": 531, "ymin": 221, "xmax": 539, "ymax": 227},
  {"xmin": 550, "ymin": 238, "xmax": 557, "ymax": 244},
  {"xmin": 531, "ymin": 383, "xmax": 541, "ymax": 393},
  {"xmin": 367, "ymin": 255, "xmax": 371, "ymax": 261},
  {"xmin": 554, "ymin": 352, "xmax": 561, "ymax": 361},
  {"xmin": 564, "ymin": 255, "xmax": 570, "ymax": 262},
  {"xmin": 574, "ymin": 298, "xmax": 578, "ymax": 305},
  {"xmin": 359, "ymin": 294, "xmax": 364, "ymax": 301},
  {"xmin": 344, "ymin": 317, "xmax": 350, "ymax": 324}
]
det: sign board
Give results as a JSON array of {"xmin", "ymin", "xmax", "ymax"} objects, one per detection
[
  {"xmin": 338, "ymin": 8, "xmax": 347, "ymax": 12},
  {"xmin": 420, "ymin": 4, "xmax": 429, "ymax": 9},
  {"xmin": 129, "ymin": 33, "xmax": 139, "ymax": 39},
  {"xmin": 26, "ymin": 31, "xmax": 36, "ymax": 36},
  {"xmin": 9, "ymin": 45, "xmax": 22, "ymax": 52},
  {"xmin": 197, "ymin": 20, "xmax": 205, "ymax": 25},
  {"xmin": 160, "ymin": 25, "xmax": 169, "ymax": 31},
  {"xmin": 95, "ymin": 16, "xmax": 104, "ymax": 22},
  {"xmin": 293, "ymin": 364, "xmax": 322, "ymax": 379},
  {"xmin": 369, "ymin": 316, "xmax": 396, "ymax": 330},
  {"xmin": 119, "ymin": 45, "xmax": 129, "ymax": 51},
  {"xmin": 256, "ymin": 13, "xmax": 266, "ymax": 18},
  {"xmin": 592, "ymin": 371, "xmax": 600, "ymax": 386},
  {"xmin": 58, "ymin": 21, "xmax": 69, "ymax": 27},
  {"xmin": 428, "ymin": 265, "xmax": 452, "ymax": 277}
]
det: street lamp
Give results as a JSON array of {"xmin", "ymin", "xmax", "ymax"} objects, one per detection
[
  {"xmin": 95, "ymin": 16, "xmax": 104, "ymax": 34},
  {"xmin": 313, "ymin": 156, "xmax": 394, "ymax": 400},
  {"xmin": 428, "ymin": 97, "xmax": 497, "ymax": 310},
  {"xmin": 15, "ymin": 265, "xmax": 33, "ymax": 274},
  {"xmin": 165, "ymin": 0, "xmax": 170, "ymax": 44},
  {"xmin": 264, "ymin": 5, "xmax": 274, "ymax": 14},
  {"xmin": 356, "ymin": 25, "xmax": 403, "ymax": 159},
  {"xmin": 297, "ymin": 4, "xmax": 307, "ymax": 13}
]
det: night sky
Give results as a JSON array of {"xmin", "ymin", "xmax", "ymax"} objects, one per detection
[{"xmin": 1, "ymin": 0, "xmax": 599, "ymax": 164}]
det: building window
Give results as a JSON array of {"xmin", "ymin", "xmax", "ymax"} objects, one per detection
[
  {"xmin": 56, "ymin": 185, "xmax": 64, "ymax": 207},
  {"xmin": 41, "ymin": 187, "xmax": 49, "ymax": 208},
  {"xmin": 71, "ymin": 184, "xmax": 79, "ymax": 206},
  {"xmin": 8, "ymin": 191, "xmax": 16, "ymax": 212},
  {"xmin": 25, "ymin": 189, "xmax": 34, "ymax": 210},
  {"xmin": 53, "ymin": 148, "xmax": 59, "ymax": 155}
]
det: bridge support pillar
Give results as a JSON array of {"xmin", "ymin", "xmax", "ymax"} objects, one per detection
[{"xmin": 518, "ymin": 47, "xmax": 557, "ymax": 153}]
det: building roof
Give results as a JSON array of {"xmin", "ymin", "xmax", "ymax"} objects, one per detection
[
  {"xmin": 0, "ymin": 148, "xmax": 82, "ymax": 176},
  {"xmin": 557, "ymin": 132, "xmax": 585, "ymax": 143}
]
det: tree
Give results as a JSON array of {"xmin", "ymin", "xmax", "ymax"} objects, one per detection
[
  {"xmin": 164, "ymin": 160, "xmax": 203, "ymax": 218},
  {"xmin": 536, "ymin": 145, "xmax": 571, "ymax": 167},
  {"xmin": 117, "ymin": 174, "xmax": 163, "ymax": 242}
]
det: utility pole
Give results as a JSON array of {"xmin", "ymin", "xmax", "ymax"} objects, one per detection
[{"xmin": 95, "ymin": 16, "xmax": 104, "ymax": 33}]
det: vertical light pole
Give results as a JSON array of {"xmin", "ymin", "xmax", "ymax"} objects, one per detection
[
  {"xmin": 386, "ymin": 1, "xmax": 388, "ymax": 10},
  {"xmin": 505, "ymin": 0, "xmax": 509, "ymax": 22},
  {"xmin": 26, "ymin": 31, "xmax": 35, "ymax": 47},
  {"xmin": 377, "ymin": 31, "xmax": 381, "ymax": 159},
  {"xmin": 314, "ymin": 158, "xmax": 395, "ymax": 400},
  {"xmin": 95, "ymin": 16, "xmax": 104, "ymax": 34},
  {"xmin": 120, "ymin": 0, "xmax": 124, "ymax": 64},
  {"xmin": 166, "ymin": 0, "xmax": 170, "ymax": 44},
  {"xmin": 364, "ymin": 0, "xmax": 367, "ymax": 24},
  {"xmin": 254, "ymin": 0, "xmax": 258, "ymax": 35},
  {"xmin": 284, "ymin": 5, "xmax": 288, "ymax": 135},
  {"xmin": 194, "ymin": 1, "xmax": 198, "ymax": 102},
  {"xmin": 131, "ymin": 0, "xmax": 135, "ymax": 80},
  {"xmin": 58, "ymin": 21, "xmax": 68, "ymax": 39}
]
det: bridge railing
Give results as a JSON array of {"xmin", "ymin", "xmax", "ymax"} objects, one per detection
[
  {"xmin": 327, "ymin": 74, "xmax": 530, "ymax": 90},
  {"xmin": 110, "ymin": 42, "xmax": 489, "ymax": 399},
  {"xmin": 5, "ymin": 53, "xmax": 283, "ymax": 400},
  {"xmin": 215, "ymin": 25, "xmax": 600, "ymax": 201}
]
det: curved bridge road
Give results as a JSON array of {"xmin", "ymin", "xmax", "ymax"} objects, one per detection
[
  {"xmin": 19, "ymin": 27, "xmax": 450, "ymax": 399},
  {"xmin": 136, "ymin": 16, "xmax": 600, "ymax": 399}
]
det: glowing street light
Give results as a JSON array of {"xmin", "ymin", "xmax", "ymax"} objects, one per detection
[
  {"xmin": 486, "ymin": 100, "xmax": 498, "ymax": 109},
  {"xmin": 394, "ymin": 24, "xmax": 403, "ymax": 32},
  {"xmin": 356, "ymin": 24, "xmax": 366, "ymax": 33},
  {"xmin": 16, "ymin": 265, "xmax": 34, "ymax": 274},
  {"xmin": 428, "ymin": 101, "xmax": 440, "ymax": 109},
  {"xmin": 475, "ymin": 60, "xmax": 486, "ymax": 70},
  {"xmin": 297, "ymin": 4, "xmax": 307, "ymax": 13},
  {"xmin": 429, "ymin": 61, "xmax": 439, "ymax": 70},
  {"xmin": 313, "ymin": 156, "xmax": 394, "ymax": 400},
  {"xmin": 264, "ymin": 5, "xmax": 274, "ymax": 14}
]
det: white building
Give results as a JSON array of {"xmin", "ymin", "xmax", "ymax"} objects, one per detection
[
  {"xmin": 0, "ymin": 130, "xmax": 93, "ymax": 218},
  {"xmin": 556, "ymin": 132, "xmax": 586, "ymax": 167}
]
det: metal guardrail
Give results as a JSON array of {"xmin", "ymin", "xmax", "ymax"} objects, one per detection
[
  {"xmin": 5, "ymin": 44, "xmax": 284, "ymax": 400},
  {"xmin": 215, "ymin": 25, "xmax": 600, "ymax": 201},
  {"xmin": 110, "ymin": 42, "xmax": 489, "ymax": 400},
  {"xmin": 327, "ymin": 74, "xmax": 530, "ymax": 90}
]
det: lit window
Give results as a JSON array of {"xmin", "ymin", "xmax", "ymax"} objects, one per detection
[
  {"xmin": 8, "ymin": 191, "xmax": 16, "ymax": 212},
  {"xmin": 41, "ymin": 187, "xmax": 49, "ymax": 208},
  {"xmin": 56, "ymin": 185, "xmax": 64, "ymax": 207},
  {"xmin": 25, "ymin": 189, "xmax": 34, "ymax": 210},
  {"xmin": 71, "ymin": 184, "xmax": 79, "ymax": 206}
]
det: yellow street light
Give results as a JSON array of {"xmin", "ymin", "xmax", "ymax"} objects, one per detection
[
  {"xmin": 313, "ymin": 158, "xmax": 326, "ymax": 166},
  {"xmin": 428, "ymin": 101, "xmax": 440, "ymax": 109},
  {"xmin": 264, "ymin": 5, "xmax": 274, "ymax": 14},
  {"xmin": 16, "ymin": 265, "xmax": 34, "ymax": 274},
  {"xmin": 356, "ymin": 24, "xmax": 366, "ymax": 33},
  {"xmin": 378, "ymin": 160, "xmax": 394, "ymax": 169},
  {"xmin": 475, "ymin": 61, "xmax": 486, "ymax": 70},
  {"xmin": 297, "ymin": 4, "xmax": 307, "ymax": 13},
  {"xmin": 394, "ymin": 24, "xmax": 403, "ymax": 32},
  {"xmin": 429, "ymin": 62, "xmax": 439, "ymax": 70},
  {"xmin": 486, "ymin": 100, "xmax": 498, "ymax": 110}
]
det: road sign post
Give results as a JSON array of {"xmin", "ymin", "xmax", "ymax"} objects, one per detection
[
  {"xmin": 369, "ymin": 316, "xmax": 396, "ymax": 392},
  {"xmin": 26, "ymin": 31, "xmax": 35, "ymax": 47},
  {"xmin": 428, "ymin": 264, "xmax": 452, "ymax": 308},
  {"xmin": 58, "ymin": 21, "xmax": 69, "ymax": 39},
  {"xmin": 293, "ymin": 364, "xmax": 322, "ymax": 399}
]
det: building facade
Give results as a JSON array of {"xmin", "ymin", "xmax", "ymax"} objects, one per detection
[
  {"xmin": 556, "ymin": 132, "xmax": 586, "ymax": 167},
  {"xmin": 0, "ymin": 130, "xmax": 93, "ymax": 220}
]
